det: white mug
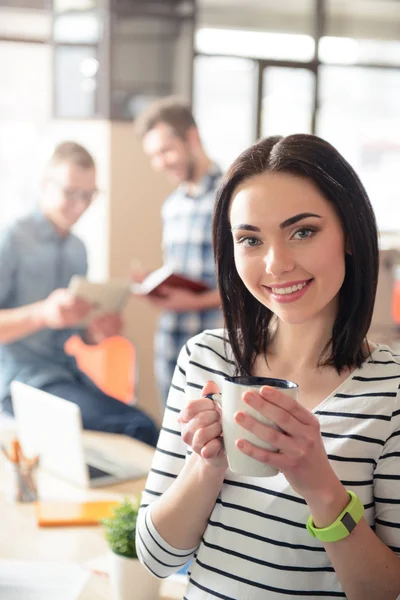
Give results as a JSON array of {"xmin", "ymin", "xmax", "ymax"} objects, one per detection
[{"xmin": 207, "ymin": 376, "xmax": 298, "ymax": 477}]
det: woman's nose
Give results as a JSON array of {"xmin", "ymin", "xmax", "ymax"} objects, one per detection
[{"xmin": 264, "ymin": 244, "xmax": 295, "ymax": 276}]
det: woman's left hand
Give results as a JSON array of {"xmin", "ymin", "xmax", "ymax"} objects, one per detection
[{"xmin": 234, "ymin": 385, "xmax": 338, "ymax": 499}]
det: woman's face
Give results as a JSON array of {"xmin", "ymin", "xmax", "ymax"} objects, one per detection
[{"xmin": 229, "ymin": 171, "xmax": 346, "ymax": 327}]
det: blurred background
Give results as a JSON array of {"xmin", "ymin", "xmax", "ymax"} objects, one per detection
[{"xmin": 1, "ymin": 0, "xmax": 400, "ymax": 420}]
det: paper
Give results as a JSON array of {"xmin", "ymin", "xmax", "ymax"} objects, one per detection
[
  {"xmin": 0, "ymin": 560, "xmax": 90, "ymax": 600},
  {"xmin": 84, "ymin": 554, "xmax": 109, "ymax": 576}
]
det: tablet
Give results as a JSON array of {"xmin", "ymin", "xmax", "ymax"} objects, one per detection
[{"xmin": 69, "ymin": 276, "xmax": 131, "ymax": 317}]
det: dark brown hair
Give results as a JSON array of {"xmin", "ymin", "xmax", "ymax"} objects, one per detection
[
  {"xmin": 134, "ymin": 96, "xmax": 197, "ymax": 140},
  {"xmin": 213, "ymin": 134, "xmax": 379, "ymax": 375}
]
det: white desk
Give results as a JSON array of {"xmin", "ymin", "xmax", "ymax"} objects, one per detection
[{"xmin": 0, "ymin": 428, "xmax": 185, "ymax": 600}]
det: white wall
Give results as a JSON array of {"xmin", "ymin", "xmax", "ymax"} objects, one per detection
[{"xmin": 0, "ymin": 41, "xmax": 51, "ymax": 228}]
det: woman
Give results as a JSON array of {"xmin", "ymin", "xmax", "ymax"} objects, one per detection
[{"xmin": 136, "ymin": 134, "xmax": 400, "ymax": 599}]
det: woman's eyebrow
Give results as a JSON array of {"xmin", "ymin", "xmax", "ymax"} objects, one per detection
[
  {"xmin": 231, "ymin": 224, "xmax": 261, "ymax": 232},
  {"xmin": 280, "ymin": 212, "xmax": 321, "ymax": 229},
  {"xmin": 231, "ymin": 213, "xmax": 321, "ymax": 232}
]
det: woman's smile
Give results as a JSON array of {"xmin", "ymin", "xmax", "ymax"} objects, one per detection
[{"xmin": 264, "ymin": 279, "xmax": 313, "ymax": 303}]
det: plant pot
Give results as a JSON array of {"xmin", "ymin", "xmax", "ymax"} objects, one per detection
[{"xmin": 108, "ymin": 551, "xmax": 161, "ymax": 600}]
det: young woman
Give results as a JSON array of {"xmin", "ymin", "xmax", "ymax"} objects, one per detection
[{"xmin": 136, "ymin": 134, "xmax": 400, "ymax": 599}]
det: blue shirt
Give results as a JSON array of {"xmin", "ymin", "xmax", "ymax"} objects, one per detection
[
  {"xmin": 159, "ymin": 164, "xmax": 223, "ymax": 337},
  {"xmin": 0, "ymin": 210, "xmax": 87, "ymax": 404}
]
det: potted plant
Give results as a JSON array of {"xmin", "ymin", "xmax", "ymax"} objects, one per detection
[{"xmin": 102, "ymin": 497, "xmax": 160, "ymax": 600}]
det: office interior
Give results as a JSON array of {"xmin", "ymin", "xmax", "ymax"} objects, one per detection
[{"xmin": 1, "ymin": 0, "xmax": 400, "ymax": 425}]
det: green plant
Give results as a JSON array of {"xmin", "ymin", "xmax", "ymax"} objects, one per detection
[{"xmin": 102, "ymin": 497, "xmax": 140, "ymax": 559}]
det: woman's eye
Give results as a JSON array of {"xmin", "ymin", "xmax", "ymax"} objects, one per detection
[
  {"xmin": 292, "ymin": 228, "xmax": 314, "ymax": 240},
  {"xmin": 238, "ymin": 237, "xmax": 261, "ymax": 247}
]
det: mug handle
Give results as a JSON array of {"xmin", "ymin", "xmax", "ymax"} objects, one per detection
[
  {"xmin": 203, "ymin": 393, "xmax": 224, "ymax": 449},
  {"xmin": 204, "ymin": 393, "xmax": 222, "ymax": 408}
]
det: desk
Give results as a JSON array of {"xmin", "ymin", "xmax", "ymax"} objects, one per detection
[{"xmin": 0, "ymin": 428, "xmax": 185, "ymax": 600}]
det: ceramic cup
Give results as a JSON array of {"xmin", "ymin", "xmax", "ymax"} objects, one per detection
[{"xmin": 207, "ymin": 376, "xmax": 298, "ymax": 477}]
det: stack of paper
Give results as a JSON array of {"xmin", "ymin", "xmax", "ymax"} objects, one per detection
[{"xmin": 0, "ymin": 560, "xmax": 90, "ymax": 600}]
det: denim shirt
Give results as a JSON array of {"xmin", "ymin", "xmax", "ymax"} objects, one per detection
[{"xmin": 0, "ymin": 210, "xmax": 87, "ymax": 404}]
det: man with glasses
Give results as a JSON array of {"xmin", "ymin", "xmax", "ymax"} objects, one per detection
[{"xmin": 0, "ymin": 141, "xmax": 158, "ymax": 446}]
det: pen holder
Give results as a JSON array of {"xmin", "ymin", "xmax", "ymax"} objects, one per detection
[{"xmin": 10, "ymin": 461, "xmax": 38, "ymax": 503}]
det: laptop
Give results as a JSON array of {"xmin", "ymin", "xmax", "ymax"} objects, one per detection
[{"xmin": 10, "ymin": 381, "xmax": 148, "ymax": 488}]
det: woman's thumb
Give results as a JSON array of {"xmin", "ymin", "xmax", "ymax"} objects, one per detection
[{"xmin": 201, "ymin": 380, "xmax": 220, "ymax": 400}]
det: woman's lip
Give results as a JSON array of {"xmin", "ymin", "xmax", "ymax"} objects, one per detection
[
  {"xmin": 263, "ymin": 279, "xmax": 314, "ymax": 303},
  {"xmin": 265, "ymin": 279, "xmax": 312, "ymax": 290}
]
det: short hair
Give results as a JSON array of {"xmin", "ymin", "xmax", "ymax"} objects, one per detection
[
  {"xmin": 134, "ymin": 96, "xmax": 197, "ymax": 140},
  {"xmin": 213, "ymin": 134, "xmax": 379, "ymax": 375},
  {"xmin": 48, "ymin": 141, "xmax": 95, "ymax": 170}
]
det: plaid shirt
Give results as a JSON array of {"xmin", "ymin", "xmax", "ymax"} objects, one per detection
[{"xmin": 159, "ymin": 164, "xmax": 223, "ymax": 334}]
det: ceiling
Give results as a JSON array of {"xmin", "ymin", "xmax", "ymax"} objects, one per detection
[
  {"xmin": 198, "ymin": 0, "xmax": 400, "ymax": 38},
  {"xmin": 200, "ymin": 0, "xmax": 400, "ymax": 16},
  {"xmin": 1, "ymin": 0, "xmax": 399, "ymax": 41}
]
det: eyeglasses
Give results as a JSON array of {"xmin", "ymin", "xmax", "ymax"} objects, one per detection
[{"xmin": 49, "ymin": 180, "xmax": 99, "ymax": 204}]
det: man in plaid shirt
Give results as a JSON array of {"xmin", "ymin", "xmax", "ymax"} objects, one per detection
[{"xmin": 135, "ymin": 97, "xmax": 223, "ymax": 406}]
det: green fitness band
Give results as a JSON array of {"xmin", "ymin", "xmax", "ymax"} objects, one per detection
[{"xmin": 306, "ymin": 490, "xmax": 364, "ymax": 542}]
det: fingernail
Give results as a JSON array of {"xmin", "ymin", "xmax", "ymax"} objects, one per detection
[{"xmin": 236, "ymin": 412, "xmax": 245, "ymax": 422}]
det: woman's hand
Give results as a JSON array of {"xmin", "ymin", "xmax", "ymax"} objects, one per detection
[
  {"xmin": 179, "ymin": 380, "xmax": 228, "ymax": 470},
  {"xmin": 234, "ymin": 385, "xmax": 341, "ymax": 500}
]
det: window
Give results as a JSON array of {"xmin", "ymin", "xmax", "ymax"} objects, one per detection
[
  {"xmin": 193, "ymin": 55, "xmax": 257, "ymax": 170},
  {"xmin": 318, "ymin": 66, "xmax": 400, "ymax": 231}
]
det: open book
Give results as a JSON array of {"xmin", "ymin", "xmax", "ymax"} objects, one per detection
[{"xmin": 131, "ymin": 264, "xmax": 210, "ymax": 297}]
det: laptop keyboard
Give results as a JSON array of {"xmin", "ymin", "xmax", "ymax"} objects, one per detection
[
  {"xmin": 87, "ymin": 464, "xmax": 113, "ymax": 480},
  {"xmin": 84, "ymin": 445, "xmax": 147, "ymax": 479}
]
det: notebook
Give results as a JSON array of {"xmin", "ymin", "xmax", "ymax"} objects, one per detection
[{"xmin": 35, "ymin": 500, "xmax": 120, "ymax": 527}]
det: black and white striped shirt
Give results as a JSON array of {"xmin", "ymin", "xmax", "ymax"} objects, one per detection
[{"xmin": 136, "ymin": 329, "xmax": 400, "ymax": 599}]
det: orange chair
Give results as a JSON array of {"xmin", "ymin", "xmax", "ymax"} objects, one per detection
[
  {"xmin": 392, "ymin": 280, "xmax": 400, "ymax": 326},
  {"xmin": 64, "ymin": 335, "xmax": 137, "ymax": 404}
]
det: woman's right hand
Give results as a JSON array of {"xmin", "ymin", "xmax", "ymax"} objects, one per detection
[{"xmin": 179, "ymin": 380, "xmax": 228, "ymax": 469}]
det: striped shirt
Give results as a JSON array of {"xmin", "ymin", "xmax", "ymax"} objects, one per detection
[{"xmin": 136, "ymin": 329, "xmax": 400, "ymax": 599}]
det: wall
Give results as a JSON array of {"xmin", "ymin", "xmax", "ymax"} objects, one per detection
[
  {"xmin": 108, "ymin": 123, "xmax": 174, "ymax": 423},
  {"xmin": 0, "ymin": 41, "xmax": 51, "ymax": 228}
]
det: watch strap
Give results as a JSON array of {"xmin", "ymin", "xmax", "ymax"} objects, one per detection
[{"xmin": 306, "ymin": 490, "xmax": 364, "ymax": 542}]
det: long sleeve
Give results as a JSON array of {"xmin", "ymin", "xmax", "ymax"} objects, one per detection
[{"xmin": 136, "ymin": 339, "xmax": 198, "ymax": 577}]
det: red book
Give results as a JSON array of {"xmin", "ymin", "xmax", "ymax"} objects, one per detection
[{"xmin": 131, "ymin": 265, "xmax": 209, "ymax": 297}]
